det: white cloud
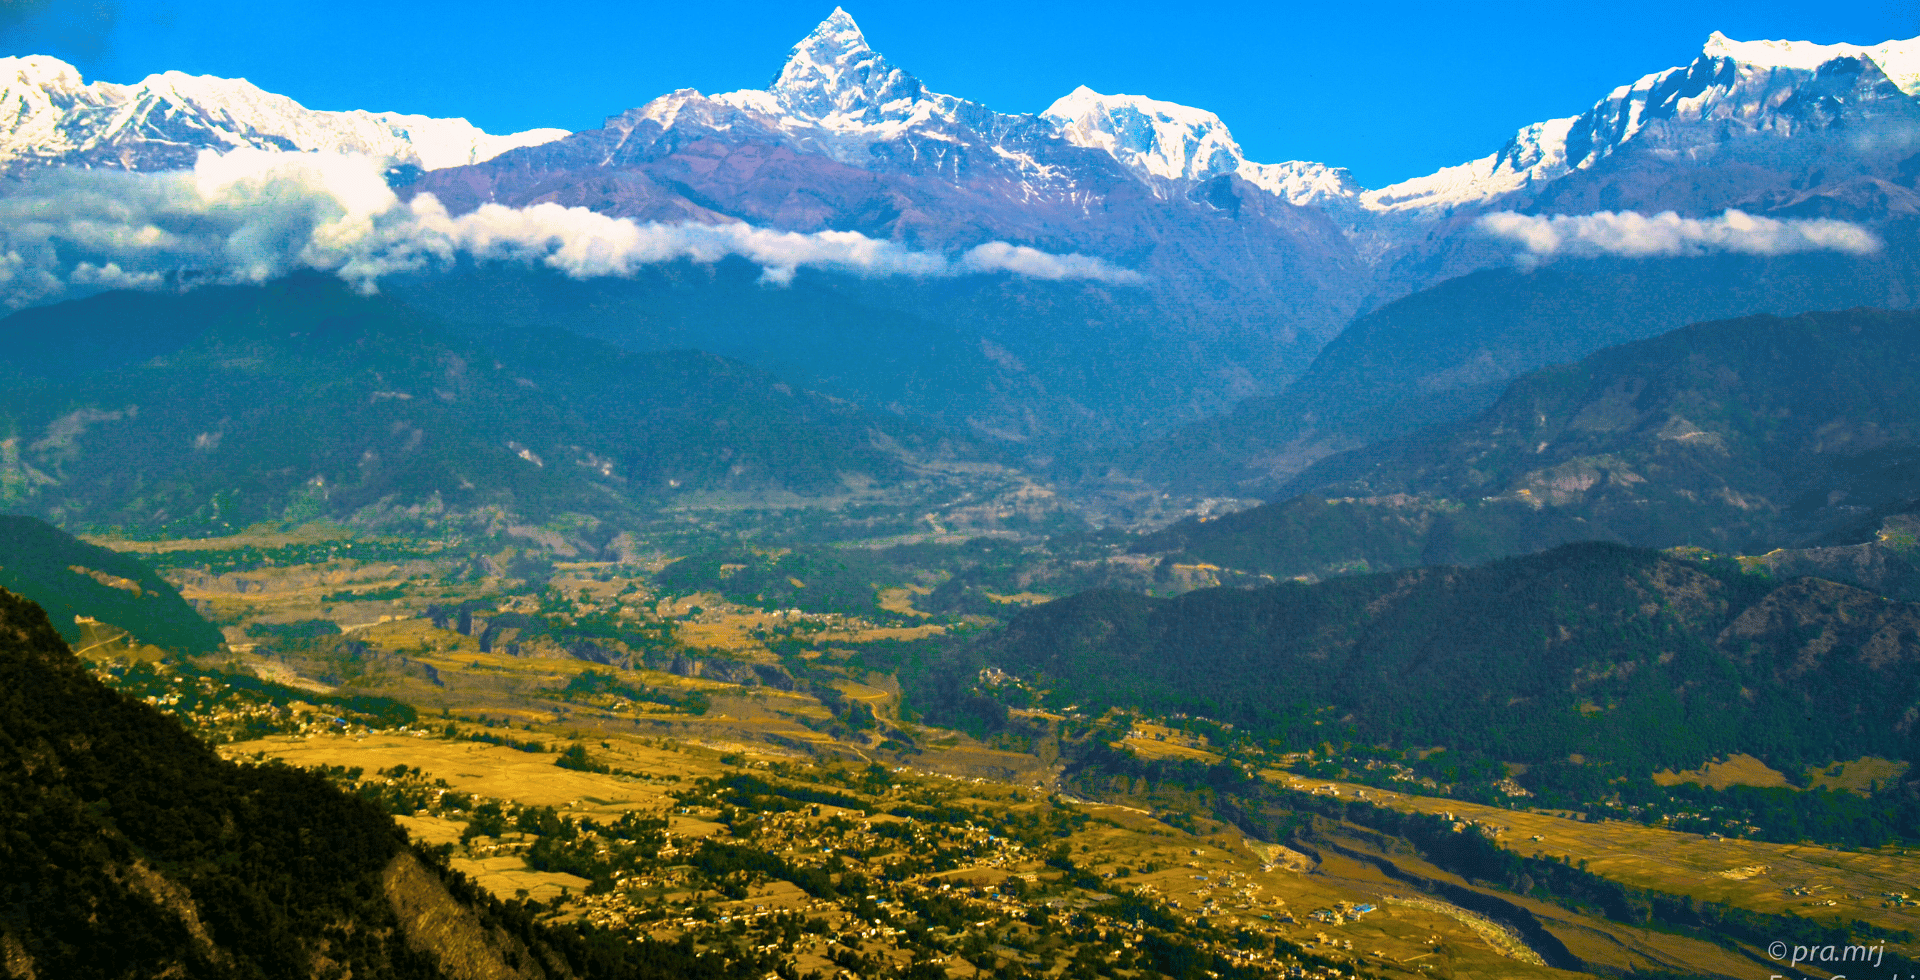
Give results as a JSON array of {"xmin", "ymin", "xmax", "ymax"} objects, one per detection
[
  {"xmin": 1477, "ymin": 209, "xmax": 1881, "ymax": 260},
  {"xmin": 0, "ymin": 148, "xmax": 1142, "ymax": 308},
  {"xmin": 959, "ymin": 241, "xmax": 1142, "ymax": 281}
]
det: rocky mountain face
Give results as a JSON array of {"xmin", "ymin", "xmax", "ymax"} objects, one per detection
[
  {"xmin": 1342, "ymin": 33, "xmax": 1920, "ymax": 219},
  {"xmin": 1141, "ymin": 308, "xmax": 1920, "ymax": 578},
  {"xmin": 0, "ymin": 54, "xmax": 566, "ymax": 174},
  {"xmin": 1342, "ymin": 33, "xmax": 1920, "ymax": 292},
  {"xmin": 1509, "ymin": 33, "xmax": 1920, "ymax": 220}
]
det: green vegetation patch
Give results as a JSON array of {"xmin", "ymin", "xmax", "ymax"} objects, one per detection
[{"xmin": 656, "ymin": 547, "xmax": 894, "ymax": 617}]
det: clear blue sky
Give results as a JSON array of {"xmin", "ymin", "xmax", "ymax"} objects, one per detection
[{"xmin": 4, "ymin": 0, "xmax": 1915, "ymax": 187}]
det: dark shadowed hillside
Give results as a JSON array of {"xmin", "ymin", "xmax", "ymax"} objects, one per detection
[
  {"xmin": 0, "ymin": 586, "xmax": 781, "ymax": 979},
  {"xmin": 0, "ymin": 515, "xmax": 220, "ymax": 653},
  {"xmin": 0, "ymin": 586, "xmax": 489, "ymax": 978}
]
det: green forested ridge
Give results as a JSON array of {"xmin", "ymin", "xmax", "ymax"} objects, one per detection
[
  {"xmin": 981, "ymin": 543, "xmax": 1920, "ymax": 777},
  {"xmin": 1145, "ymin": 308, "xmax": 1920, "ymax": 580},
  {"xmin": 0, "ymin": 276, "xmax": 976, "ymax": 536},
  {"xmin": 1738, "ymin": 507, "xmax": 1920, "ymax": 602},
  {"xmin": 0, "ymin": 514, "xmax": 220, "ymax": 653},
  {"xmin": 0, "ymin": 587, "xmax": 773, "ymax": 979}
]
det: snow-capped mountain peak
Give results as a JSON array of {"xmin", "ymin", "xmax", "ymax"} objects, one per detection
[
  {"xmin": 1359, "ymin": 30, "xmax": 1920, "ymax": 216},
  {"xmin": 3, "ymin": 54, "xmax": 86, "ymax": 92},
  {"xmin": 713, "ymin": 7, "xmax": 945, "ymax": 133},
  {"xmin": 767, "ymin": 7, "xmax": 921, "ymax": 118},
  {"xmin": 0, "ymin": 55, "xmax": 568, "ymax": 173},
  {"xmin": 1043, "ymin": 86, "xmax": 1242, "ymax": 182},
  {"xmin": 704, "ymin": 8, "xmax": 1069, "ymax": 174},
  {"xmin": 1041, "ymin": 85, "xmax": 1362, "ymax": 207}
]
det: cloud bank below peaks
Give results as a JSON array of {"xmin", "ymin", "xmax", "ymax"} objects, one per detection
[
  {"xmin": 1477, "ymin": 209, "xmax": 1881, "ymax": 261},
  {"xmin": 0, "ymin": 148, "xmax": 1141, "ymax": 308}
]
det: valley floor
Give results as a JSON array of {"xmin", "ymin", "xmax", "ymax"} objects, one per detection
[{"xmin": 60, "ymin": 517, "xmax": 1920, "ymax": 980}]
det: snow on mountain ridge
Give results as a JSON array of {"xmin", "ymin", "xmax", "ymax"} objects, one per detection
[
  {"xmin": 609, "ymin": 11, "xmax": 1920, "ymax": 222},
  {"xmin": 2, "ymin": 54, "xmax": 87, "ymax": 91},
  {"xmin": 1363, "ymin": 117, "xmax": 1578, "ymax": 214},
  {"xmin": 1040, "ymin": 86, "xmax": 1365, "ymax": 208},
  {"xmin": 1357, "ymin": 30, "xmax": 1920, "ymax": 215},
  {"xmin": 1036, "ymin": 28, "xmax": 1918, "ymax": 217},
  {"xmin": 1042, "ymin": 86, "xmax": 1241, "ymax": 182},
  {"xmin": 1557, "ymin": 32, "xmax": 1919, "ymax": 174},
  {"xmin": 1703, "ymin": 31, "xmax": 1920, "ymax": 96},
  {"xmin": 8, "ymin": 16, "xmax": 1910, "ymax": 234},
  {"xmin": 0, "ymin": 55, "xmax": 567, "ymax": 173},
  {"xmin": 1238, "ymin": 160, "xmax": 1367, "ymax": 208}
]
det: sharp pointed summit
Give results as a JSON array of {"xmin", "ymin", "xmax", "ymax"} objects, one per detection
[
  {"xmin": 701, "ymin": 7, "xmax": 1060, "ymax": 172},
  {"xmin": 764, "ymin": 7, "xmax": 929, "ymax": 123},
  {"xmin": 798, "ymin": 5, "xmax": 866, "ymax": 54}
]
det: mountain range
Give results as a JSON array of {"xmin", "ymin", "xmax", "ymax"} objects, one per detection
[
  {"xmin": 12, "ymin": 14, "xmax": 1916, "ymax": 233},
  {"xmin": 4, "ymin": 12, "xmax": 1916, "ymax": 446},
  {"xmin": 399, "ymin": 14, "xmax": 1920, "ymax": 378}
]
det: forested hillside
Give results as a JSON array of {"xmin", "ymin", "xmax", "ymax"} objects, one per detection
[
  {"xmin": 0, "ymin": 515, "xmax": 220, "ymax": 653},
  {"xmin": 983, "ymin": 543, "xmax": 1920, "ymax": 778}
]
